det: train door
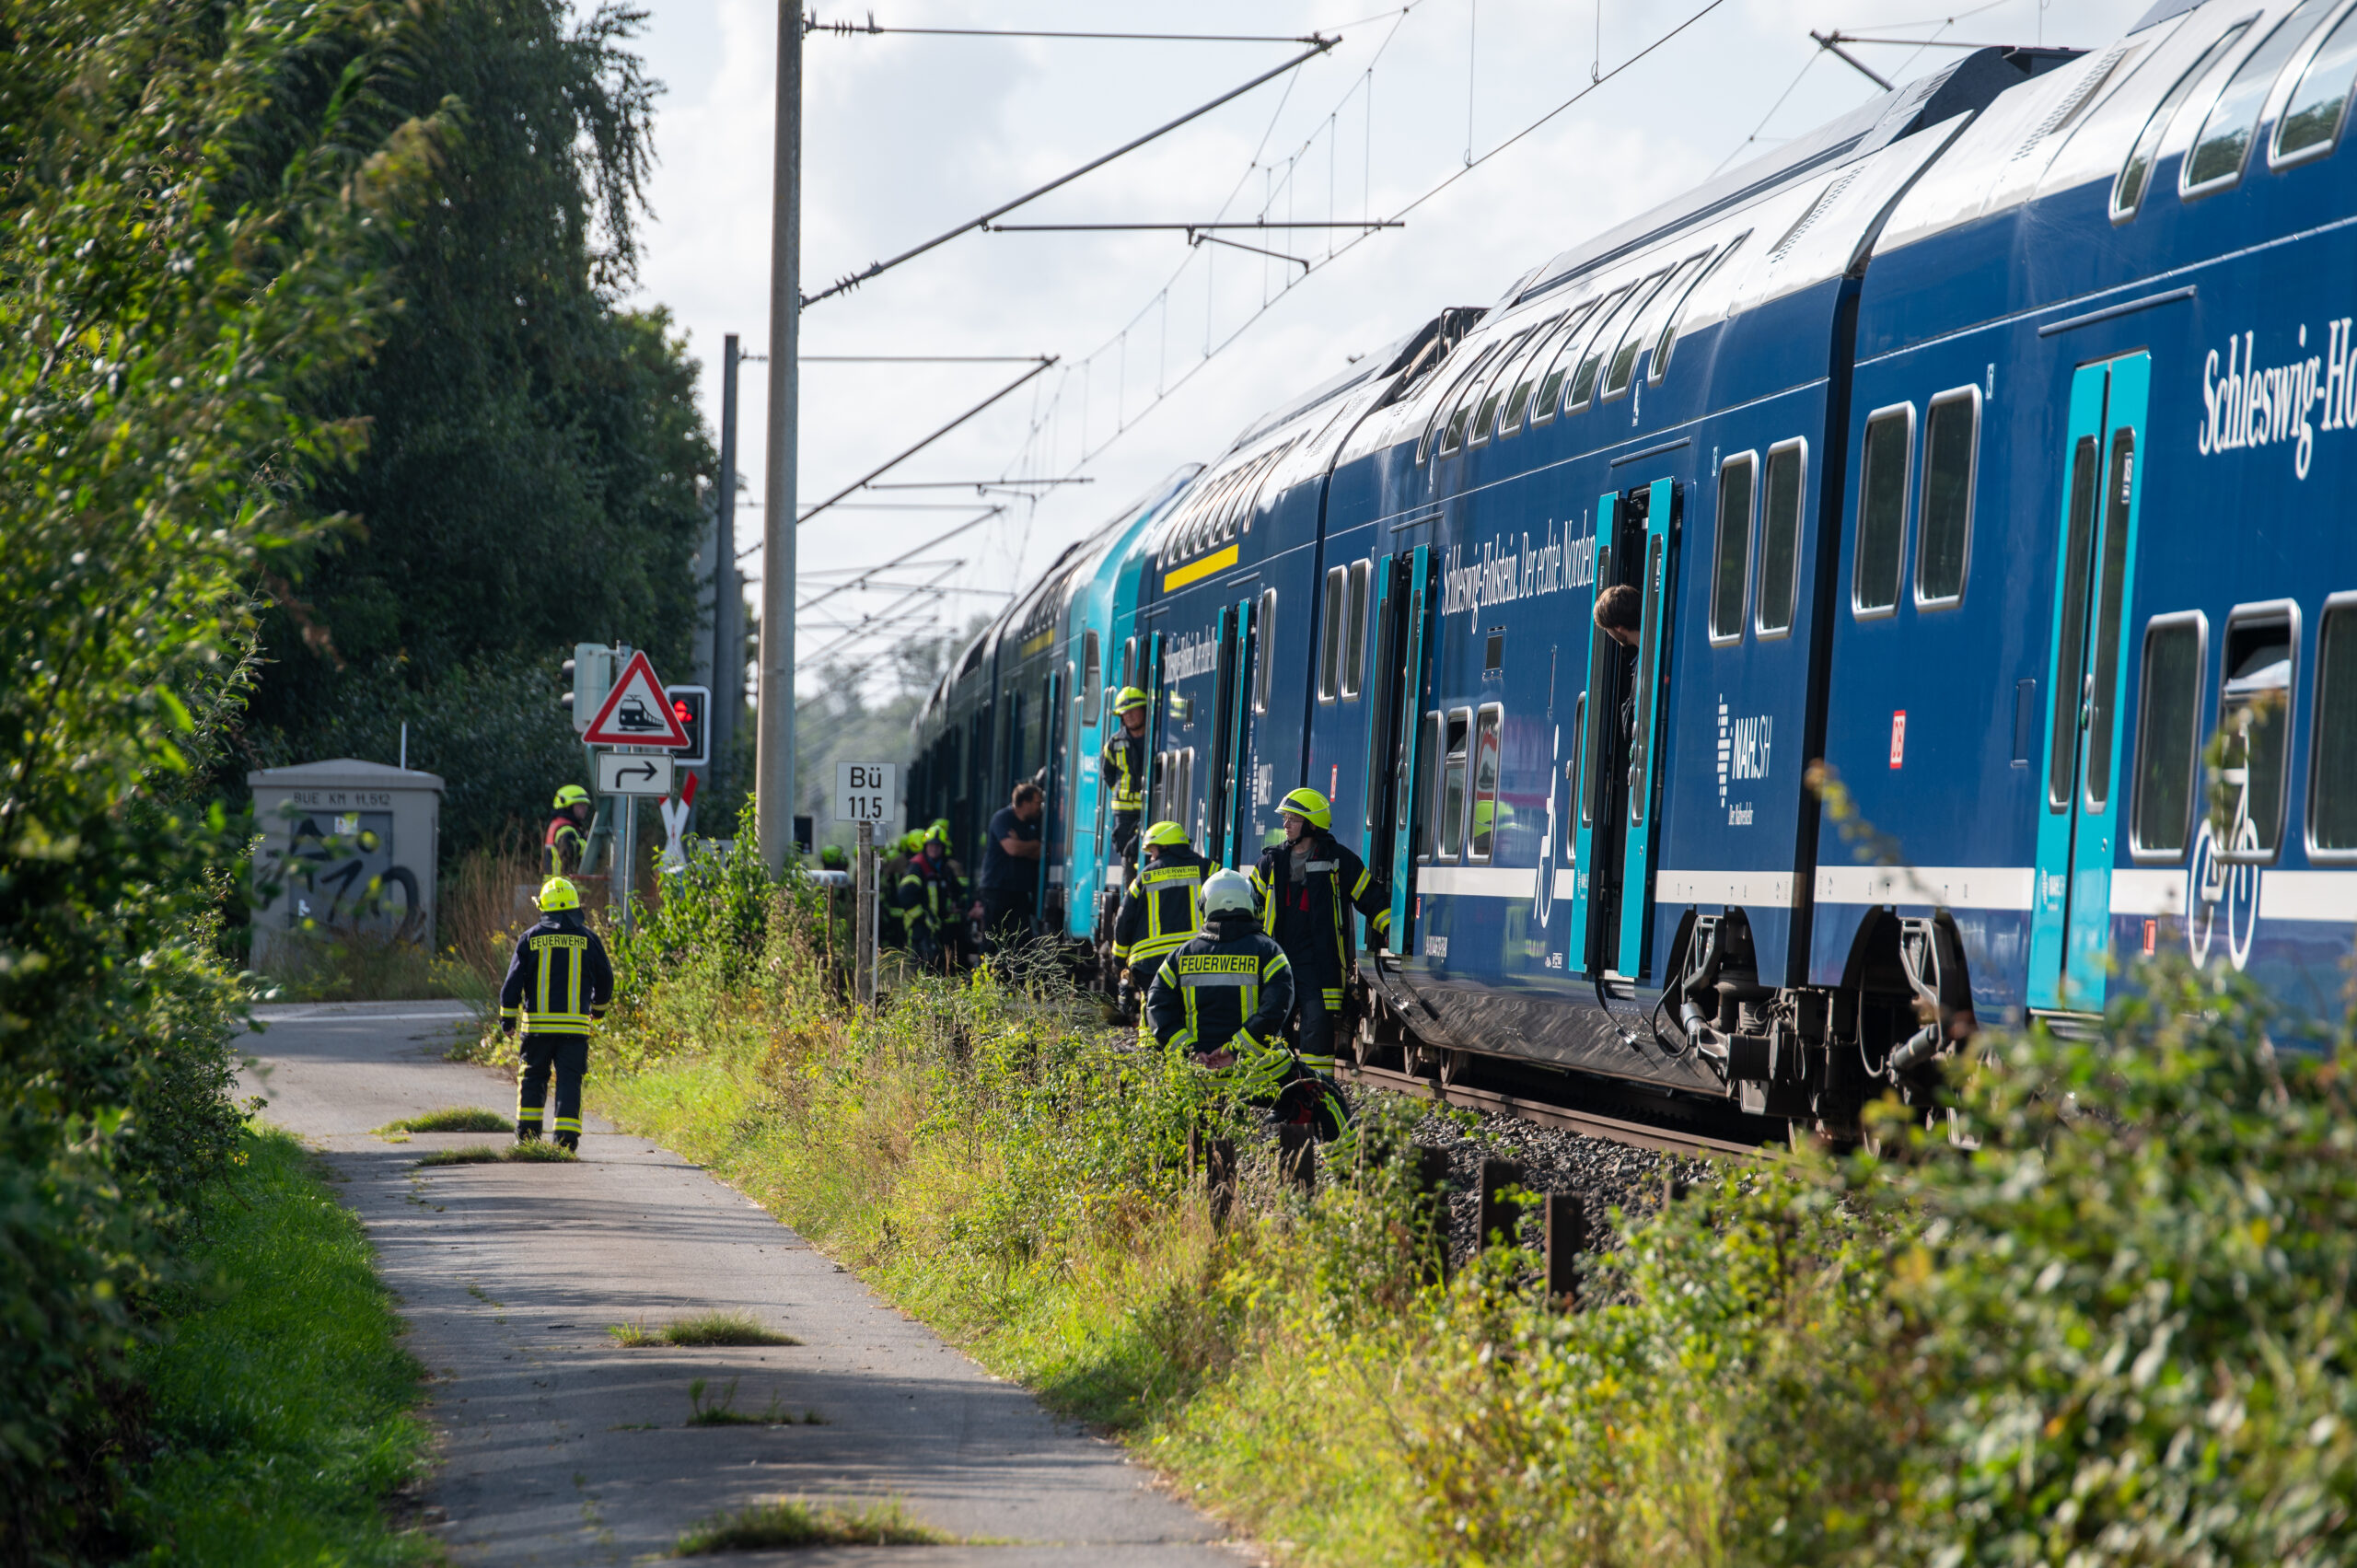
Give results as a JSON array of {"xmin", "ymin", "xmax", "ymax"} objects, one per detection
[
  {"xmin": 1036, "ymin": 666, "xmax": 1062, "ymax": 924},
  {"xmin": 2028, "ymin": 353, "xmax": 2150, "ymax": 1013},
  {"xmin": 1208, "ymin": 596, "xmax": 1260, "ymax": 867},
  {"xmin": 1362, "ymin": 554, "xmax": 1402, "ymax": 865},
  {"xmin": 1386, "ymin": 545, "xmax": 1436, "ymax": 950},
  {"xmin": 1575, "ymin": 478, "xmax": 1678, "ymax": 980}
]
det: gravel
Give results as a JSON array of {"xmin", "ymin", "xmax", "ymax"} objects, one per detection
[{"xmin": 1373, "ymin": 1092, "xmax": 1721, "ymax": 1265}]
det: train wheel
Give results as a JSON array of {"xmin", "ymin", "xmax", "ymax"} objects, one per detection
[{"xmin": 1437, "ymin": 1050, "xmax": 1470, "ymax": 1088}]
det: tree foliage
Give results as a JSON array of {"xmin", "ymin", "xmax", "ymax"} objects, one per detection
[
  {"xmin": 232, "ymin": 0, "xmax": 713, "ymax": 865},
  {"xmin": 0, "ymin": 0, "xmax": 447, "ymax": 1555}
]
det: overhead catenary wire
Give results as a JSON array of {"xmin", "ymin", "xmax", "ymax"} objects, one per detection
[
  {"xmin": 807, "ymin": 20, "xmax": 1332, "ymax": 44},
  {"xmin": 800, "ymin": 39, "xmax": 1337, "ymax": 308}
]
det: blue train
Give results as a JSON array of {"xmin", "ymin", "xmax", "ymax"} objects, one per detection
[{"xmin": 911, "ymin": 0, "xmax": 2357, "ymax": 1136}]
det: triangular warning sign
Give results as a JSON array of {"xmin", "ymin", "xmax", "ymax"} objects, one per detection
[{"xmin": 583, "ymin": 650, "xmax": 691, "ymax": 748}]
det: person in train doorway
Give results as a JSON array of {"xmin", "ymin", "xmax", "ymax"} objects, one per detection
[
  {"xmin": 499, "ymin": 877, "xmax": 612, "ymax": 1152},
  {"xmin": 1252, "ymin": 787, "xmax": 1391, "ymax": 1101},
  {"xmin": 1594, "ymin": 583, "xmax": 1643, "ymax": 738},
  {"xmin": 1147, "ymin": 869, "xmax": 1298, "ymax": 1108},
  {"xmin": 1102, "ymin": 688, "xmax": 1152, "ymax": 865},
  {"xmin": 1109, "ymin": 819, "xmax": 1213, "ymax": 1026},
  {"xmin": 544, "ymin": 784, "xmax": 593, "ymax": 877},
  {"xmin": 971, "ymin": 782, "xmax": 1044, "ymax": 956},
  {"xmin": 896, "ymin": 826, "xmax": 968, "ymax": 971}
]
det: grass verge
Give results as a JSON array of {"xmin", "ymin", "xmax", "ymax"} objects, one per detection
[
  {"xmin": 125, "ymin": 1124, "xmax": 430, "ymax": 1565},
  {"xmin": 416, "ymin": 1141, "xmax": 575, "ymax": 1167},
  {"xmin": 676, "ymin": 1496, "xmax": 945, "ymax": 1552},
  {"xmin": 593, "ymin": 839, "xmax": 2357, "ymax": 1566},
  {"xmin": 375, "ymin": 1107, "xmax": 514, "ymax": 1134},
  {"xmin": 610, "ymin": 1311, "xmax": 797, "ymax": 1347}
]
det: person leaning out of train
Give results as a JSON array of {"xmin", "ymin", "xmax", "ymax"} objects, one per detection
[
  {"xmin": 1252, "ymin": 787, "xmax": 1391, "ymax": 1083},
  {"xmin": 1594, "ymin": 583, "xmax": 1643, "ymax": 738},
  {"xmin": 1146, "ymin": 869, "xmax": 1296, "ymax": 1098},
  {"xmin": 896, "ymin": 826, "xmax": 967, "ymax": 970},
  {"xmin": 1101, "ymin": 687, "xmax": 1152, "ymax": 866},
  {"xmin": 1109, "ymin": 819, "xmax": 1214, "ymax": 1025},
  {"xmin": 970, "ymin": 782, "xmax": 1044, "ymax": 951}
]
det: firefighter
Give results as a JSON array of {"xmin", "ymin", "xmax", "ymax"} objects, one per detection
[
  {"xmin": 544, "ymin": 784, "xmax": 592, "ymax": 876},
  {"xmin": 877, "ymin": 831, "xmax": 922, "ymax": 951},
  {"xmin": 498, "ymin": 877, "xmax": 612, "ymax": 1151},
  {"xmin": 1101, "ymin": 687, "xmax": 1151, "ymax": 865},
  {"xmin": 1146, "ymin": 870, "xmax": 1295, "ymax": 1102},
  {"xmin": 1110, "ymin": 820, "xmax": 1213, "ymax": 1021},
  {"xmin": 896, "ymin": 826, "xmax": 968, "ymax": 970},
  {"xmin": 1252, "ymin": 787, "xmax": 1391, "ymax": 1082}
]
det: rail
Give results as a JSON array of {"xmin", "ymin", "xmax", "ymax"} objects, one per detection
[{"xmin": 1339, "ymin": 1060, "xmax": 1771, "ymax": 1159}]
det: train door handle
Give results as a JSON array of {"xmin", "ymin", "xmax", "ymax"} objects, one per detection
[{"xmin": 2079, "ymin": 674, "xmax": 2095, "ymax": 731}]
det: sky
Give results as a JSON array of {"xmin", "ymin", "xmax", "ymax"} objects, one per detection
[{"xmin": 621, "ymin": 0, "xmax": 2157, "ymax": 695}]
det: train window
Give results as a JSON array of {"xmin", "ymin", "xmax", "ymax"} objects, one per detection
[
  {"xmin": 1122, "ymin": 635, "xmax": 1136, "ymax": 689},
  {"xmin": 1415, "ymin": 711, "xmax": 1444, "ymax": 862},
  {"xmin": 1852, "ymin": 405, "xmax": 1913, "ymax": 617},
  {"xmin": 1603, "ymin": 252, "xmax": 1708, "ymax": 400},
  {"xmin": 1495, "ymin": 312, "xmax": 1567, "ymax": 436},
  {"xmin": 1319, "ymin": 566, "xmax": 1346, "ymax": 703},
  {"xmin": 1567, "ymin": 279, "xmax": 1653, "ymax": 412},
  {"xmin": 2084, "ymin": 429, "xmax": 2137, "ymax": 812},
  {"xmin": 2185, "ymin": 0, "xmax": 2336, "ymax": 195},
  {"xmin": 1081, "ymin": 632, "xmax": 1102, "ymax": 726},
  {"xmin": 1650, "ymin": 233, "xmax": 1747, "ymax": 386},
  {"xmin": 2277, "ymin": 6, "xmax": 2357, "ymax": 163},
  {"xmin": 2131, "ymin": 612, "xmax": 2207, "ymax": 857},
  {"xmin": 1341, "ymin": 562, "xmax": 1369, "ymax": 698},
  {"xmin": 1421, "ymin": 341, "xmax": 1504, "ymax": 463},
  {"xmin": 1630, "ymin": 537, "xmax": 1666, "ymax": 827},
  {"xmin": 2218, "ymin": 606, "xmax": 2297, "ymax": 859},
  {"xmin": 2115, "ymin": 21, "xmax": 2254, "ymax": 217},
  {"xmin": 1758, "ymin": 440, "xmax": 1805, "ymax": 637},
  {"xmin": 1915, "ymin": 388, "xmax": 1980, "ymax": 608},
  {"xmin": 2049, "ymin": 437, "xmax": 2103, "ymax": 811},
  {"xmin": 1711, "ymin": 452, "xmax": 1757, "ymax": 645},
  {"xmin": 1438, "ymin": 709, "xmax": 1472, "ymax": 860},
  {"xmin": 2311, "ymin": 597, "xmax": 2357, "ymax": 850},
  {"xmin": 1467, "ymin": 325, "xmax": 1541, "ymax": 449},
  {"xmin": 1468, "ymin": 705, "xmax": 1504, "ymax": 861},
  {"xmin": 1528, "ymin": 298, "xmax": 1603, "ymax": 427},
  {"xmin": 1253, "ymin": 587, "xmax": 1277, "ymax": 714}
]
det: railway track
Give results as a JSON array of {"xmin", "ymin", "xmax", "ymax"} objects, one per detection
[{"xmin": 1340, "ymin": 1059, "xmax": 1773, "ymax": 1159}]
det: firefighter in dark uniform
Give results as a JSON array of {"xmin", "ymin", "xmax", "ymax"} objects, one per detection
[
  {"xmin": 1252, "ymin": 787, "xmax": 1392, "ymax": 1082},
  {"xmin": 1147, "ymin": 870, "xmax": 1295, "ymax": 1102},
  {"xmin": 498, "ymin": 877, "xmax": 612, "ymax": 1150},
  {"xmin": 1109, "ymin": 820, "xmax": 1213, "ymax": 1023},
  {"xmin": 896, "ymin": 826, "xmax": 968, "ymax": 971},
  {"xmin": 545, "ymin": 784, "xmax": 592, "ymax": 876},
  {"xmin": 1100, "ymin": 687, "xmax": 1151, "ymax": 865}
]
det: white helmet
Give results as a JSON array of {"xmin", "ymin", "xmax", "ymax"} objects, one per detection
[{"xmin": 1200, "ymin": 868, "xmax": 1257, "ymax": 920}]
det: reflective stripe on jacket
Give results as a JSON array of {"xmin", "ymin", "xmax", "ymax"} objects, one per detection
[
  {"xmin": 1252, "ymin": 830, "xmax": 1393, "ymax": 981},
  {"xmin": 1100, "ymin": 730, "xmax": 1146, "ymax": 814},
  {"xmin": 1145, "ymin": 914, "xmax": 1294, "ymax": 1058},
  {"xmin": 498, "ymin": 914, "xmax": 613, "ymax": 1035},
  {"xmin": 1110, "ymin": 847, "xmax": 1213, "ymax": 972},
  {"xmin": 544, "ymin": 814, "xmax": 587, "ymax": 876}
]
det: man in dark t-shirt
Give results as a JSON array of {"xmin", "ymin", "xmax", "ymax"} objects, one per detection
[{"xmin": 971, "ymin": 782, "xmax": 1044, "ymax": 951}]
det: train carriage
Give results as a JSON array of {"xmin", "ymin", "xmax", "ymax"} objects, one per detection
[{"xmin": 911, "ymin": 0, "xmax": 2357, "ymax": 1136}]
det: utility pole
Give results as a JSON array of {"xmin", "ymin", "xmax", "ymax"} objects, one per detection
[
  {"xmin": 756, "ymin": 2, "xmax": 802, "ymax": 872},
  {"xmin": 714, "ymin": 334, "xmax": 742, "ymax": 813}
]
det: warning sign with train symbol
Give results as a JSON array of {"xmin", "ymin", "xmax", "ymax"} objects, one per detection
[{"xmin": 581, "ymin": 650, "xmax": 692, "ymax": 749}]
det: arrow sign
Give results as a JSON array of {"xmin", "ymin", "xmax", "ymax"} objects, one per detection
[
  {"xmin": 583, "ymin": 650, "xmax": 692, "ymax": 749},
  {"xmin": 597, "ymin": 750, "xmax": 675, "ymax": 797}
]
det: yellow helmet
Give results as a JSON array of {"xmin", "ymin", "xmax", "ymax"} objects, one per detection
[
  {"xmin": 1143, "ymin": 819, "xmax": 1190, "ymax": 850},
  {"xmin": 1113, "ymin": 686, "xmax": 1152, "ymax": 714},
  {"xmin": 552, "ymin": 784, "xmax": 590, "ymax": 809},
  {"xmin": 538, "ymin": 877, "xmax": 581, "ymax": 912},
  {"xmin": 1278, "ymin": 786, "xmax": 1332, "ymax": 831}
]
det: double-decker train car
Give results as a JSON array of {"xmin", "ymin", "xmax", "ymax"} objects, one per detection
[{"xmin": 911, "ymin": 0, "xmax": 2357, "ymax": 1135}]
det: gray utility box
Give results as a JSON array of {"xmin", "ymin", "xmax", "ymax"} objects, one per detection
[{"xmin": 248, "ymin": 759, "xmax": 445, "ymax": 970}]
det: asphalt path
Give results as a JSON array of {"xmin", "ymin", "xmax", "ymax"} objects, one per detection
[{"xmin": 240, "ymin": 1001, "xmax": 1239, "ymax": 1566}]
